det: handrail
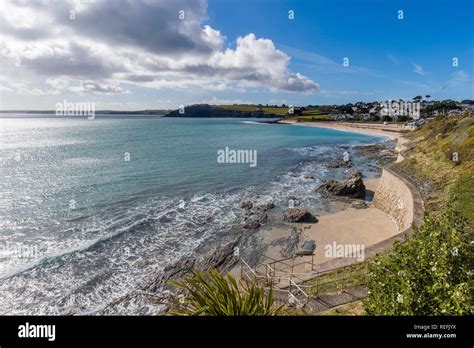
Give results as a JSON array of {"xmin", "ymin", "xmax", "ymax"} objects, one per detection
[
  {"xmin": 290, "ymin": 279, "xmax": 308, "ymax": 299},
  {"xmin": 288, "ymin": 292, "xmax": 304, "ymax": 308},
  {"xmin": 240, "ymin": 256, "xmax": 371, "ymax": 306},
  {"xmin": 240, "ymin": 258, "xmax": 258, "ymax": 278},
  {"xmin": 298, "ymin": 271, "xmax": 369, "ymax": 290}
]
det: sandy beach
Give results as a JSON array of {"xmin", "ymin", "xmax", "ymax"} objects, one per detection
[
  {"xmin": 299, "ymin": 206, "xmax": 397, "ymax": 265},
  {"xmin": 259, "ymin": 121, "xmax": 407, "ymax": 270},
  {"xmin": 280, "ymin": 120, "xmax": 406, "ymax": 139}
]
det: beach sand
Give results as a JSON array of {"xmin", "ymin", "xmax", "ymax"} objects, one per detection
[
  {"xmin": 280, "ymin": 120, "xmax": 406, "ymax": 139},
  {"xmin": 248, "ymin": 122, "xmax": 408, "ymax": 277},
  {"xmin": 298, "ymin": 206, "xmax": 397, "ymax": 266},
  {"xmin": 256, "ymin": 123, "xmax": 404, "ymax": 271},
  {"xmin": 260, "ymin": 202, "xmax": 397, "ymax": 270}
]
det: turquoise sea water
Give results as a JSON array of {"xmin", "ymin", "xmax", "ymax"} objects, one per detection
[{"xmin": 0, "ymin": 116, "xmax": 385, "ymax": 314}]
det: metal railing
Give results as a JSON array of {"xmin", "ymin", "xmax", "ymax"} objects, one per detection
[{"xmin": 240, "ymin": 256, "xmax": 371, "ymax": 307}]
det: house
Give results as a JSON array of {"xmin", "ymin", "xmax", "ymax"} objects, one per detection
[
  {"xmin": 330, "ymin": 113, "xmax": 349, "ymax": 120},
  {"xmin": 369, "ymin": 107, "xmax": 378, "ymax": 115}
]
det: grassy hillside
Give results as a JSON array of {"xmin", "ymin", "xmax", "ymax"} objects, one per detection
[
  {"xmin": 219, "ymin": 104, "xmax": 289, "ymax": 116},
  {"xmin": 219, "ymin": 104, "xmax": 329, "ymax": 119},
  {"xmin": 364, "ymin": 115, "xmax": 473, "ymax": 315},
  {"xmin": 392, "ymin": 116, "xmax": 474, "ymax": 230},
  {"xmin": 165, "ymin": 104, "xmax": 331, "ymax": 119}
]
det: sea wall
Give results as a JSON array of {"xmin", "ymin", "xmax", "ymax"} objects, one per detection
[
  {"xmin": 373, "ymin": 166, "xmax": 424, "ymax": 233},
  {"xmin": 313, "ymin": 160, "xmax": 425, "ymax": 273}
]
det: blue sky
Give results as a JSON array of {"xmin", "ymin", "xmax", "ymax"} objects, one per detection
[
  {"xmin": 207, "ymin": 0, "xmax": 474, "ymax": 104},
  {"xmin": 0, "ymin": 0, "xmax": 472, "ymax": 110}
]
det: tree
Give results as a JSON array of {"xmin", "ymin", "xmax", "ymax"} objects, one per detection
[
  {"xmin": 413, "ymin": 96, "xmax": 423, "ymax": 102},
  {"xmin": 426, "ymin": 95, "xmax": 431, "ymax": 102},
  {"xmin": 169, "ymin": 270, "xmax": 282, "ymax": 316},
  {"xmin": 397, "ymin": 115, "xmax": 411, "ymax": 122},
  {"xmin": 382, "ymin": 115, "xmax": 392, "ymax": 122},
  {"xmin": 364, "ymin": 204, "xmax": 472, "ymax": 315}
]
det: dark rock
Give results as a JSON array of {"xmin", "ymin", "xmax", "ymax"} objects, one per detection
[
  {"xmin": 353, "ymin": 143, "xmax": 397, "ymax": 164},
  {"xmin": 261, "ymin": 202, "xmax": 275, "ymax": 212},
  {"xmin": 100, "ymin": 238, "xmax": 241, "ymax": 315},
  {"xmin": 327, "ymin": 160, "xmax": 352, "ymax": 168},
  {"xmin": 143, "ymin": 237, "xmax": 241, "ymax": 293},
  {"xmin": 283, "ymin": 209, "xmax": 318, "ymax": 223},
  {"xmin": 243, "ymin": 218, "xmax": 261, "ymax": 229},
  {"xmin": 240, "ymin": 200, "xmax": 253, "ymax": 210},
  {"xmin": 241, "ymin": 201, "xmax": 274, "ymax": 229},
  {"xmin": 199, "ymin": 237, "xmax": 241, "ymax": 272},
  {"xmin": 315, "ymin": 171, "xmax": 366, "ymax": 199},
  {"xmin": 352, "ymin": 201, "xmax": 369, "ymax": 209},
  {"xmin": 258, "ymin": 213, "xmax": 268, "ymax": 224}
]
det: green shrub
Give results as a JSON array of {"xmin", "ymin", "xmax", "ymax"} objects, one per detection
[
  {"xmin": 397, "ymin": 115, "xmax": 411, "ymax": 122},
  {"xmin": 169, "ymin": 269, "xmax": 282, "ymax": 316},
  {"xmin": 364, "ymin": 203, "xmax": 472, "ymax": 315}
]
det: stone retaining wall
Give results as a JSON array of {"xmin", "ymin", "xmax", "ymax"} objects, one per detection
[
  {"xmin": 373, "ymin": 167, "xmax": 416, "ymax": 231},
  {"xmin": 311, "ymin": 137, "xmax": 425, "ymax": 272}
]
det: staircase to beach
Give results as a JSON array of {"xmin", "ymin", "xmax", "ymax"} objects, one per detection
[
  {"xmin": 239, "ymin": 255, "xmax": 369, "ymax": 313},
  {"xmin": 237, "ymin": 136, "xmax": 424, "ymax": 313}
]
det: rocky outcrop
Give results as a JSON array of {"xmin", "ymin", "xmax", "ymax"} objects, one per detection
[
  {"xmin": 353, "ymin": 143, "xmax": 397, "ymax": 165},
  {"xmin": 315, "ymin": 171, "xmax": 366, "ymax": 199},
  {"xmin": 326, "ymin": 160, "xmax": 352, "ymax": 168},
  {"xmin": 142, "ymin": 237, "xmax": 241, "ymax": 294},
  {"xmin": 283, "ymin": 208, "xmax": 318, "ymax": 223},
  {"xmin": 241, "ymin": 201, "xmax": 274, "ymax": 229},
  {"xmin": 99, "ymin": 237, "xmax": 241, "ymax": 315}
]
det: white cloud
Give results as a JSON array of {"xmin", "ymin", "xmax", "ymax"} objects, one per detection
[
  {"xmin": 412, "ymin": 63, "xmax": 425, "ymax": 76},
  {"xmin": 192, "ymin": 96, "xmax": 254, "ymax": 105},
  {"xmin": 0, "ymin": 0, "xmax": 318, "ymax": 97}
]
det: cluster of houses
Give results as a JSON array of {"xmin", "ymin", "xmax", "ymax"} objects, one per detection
[{"xmin": 327, "ymin": 99, "xmax": 473, "ymax": 122}]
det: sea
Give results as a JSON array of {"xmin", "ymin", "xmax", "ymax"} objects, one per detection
[{"xmin": 0, "ymin": 115, "xmax": 387, "ymax": 314}]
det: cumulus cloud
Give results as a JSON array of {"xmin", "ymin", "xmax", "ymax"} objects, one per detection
[{"xmin": 0, "ymin": 0, "xmax": 318, "ymax": 96}]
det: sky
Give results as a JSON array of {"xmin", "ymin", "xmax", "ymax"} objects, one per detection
[{"xmin": 0, "ymin": 0, "xmax": 472, "ymax": 110}]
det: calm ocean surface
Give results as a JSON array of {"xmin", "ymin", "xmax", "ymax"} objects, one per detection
[{"xmin": 0, "ymin": 116, "xmax": 384, "ymax": 314}]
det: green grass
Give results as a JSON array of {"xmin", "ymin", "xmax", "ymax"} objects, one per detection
[
  {"xmin": 218, "ymin": 104, "xmax": 326, "ymax": 117},
  {"xmin": 393, "ymin": 116, "xmax": 474, "ymax": 231},
  {"xmin": 219, "ymin": 104, "xmax": 289, "ymax": 116},
  {"xmin": 320, "ymin": 300, "xmax": 365, "ymax": 316},
  {"xmin": 302, "ymin": 261, "xmax": 369, "ymax": 297},
  {"xmin": 362, "ymin": 115, "xmax": 473, "ymax": 315},
  {"xmin": 294, "ymin": 114, "xmax": 329, "ymax": 121}
]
